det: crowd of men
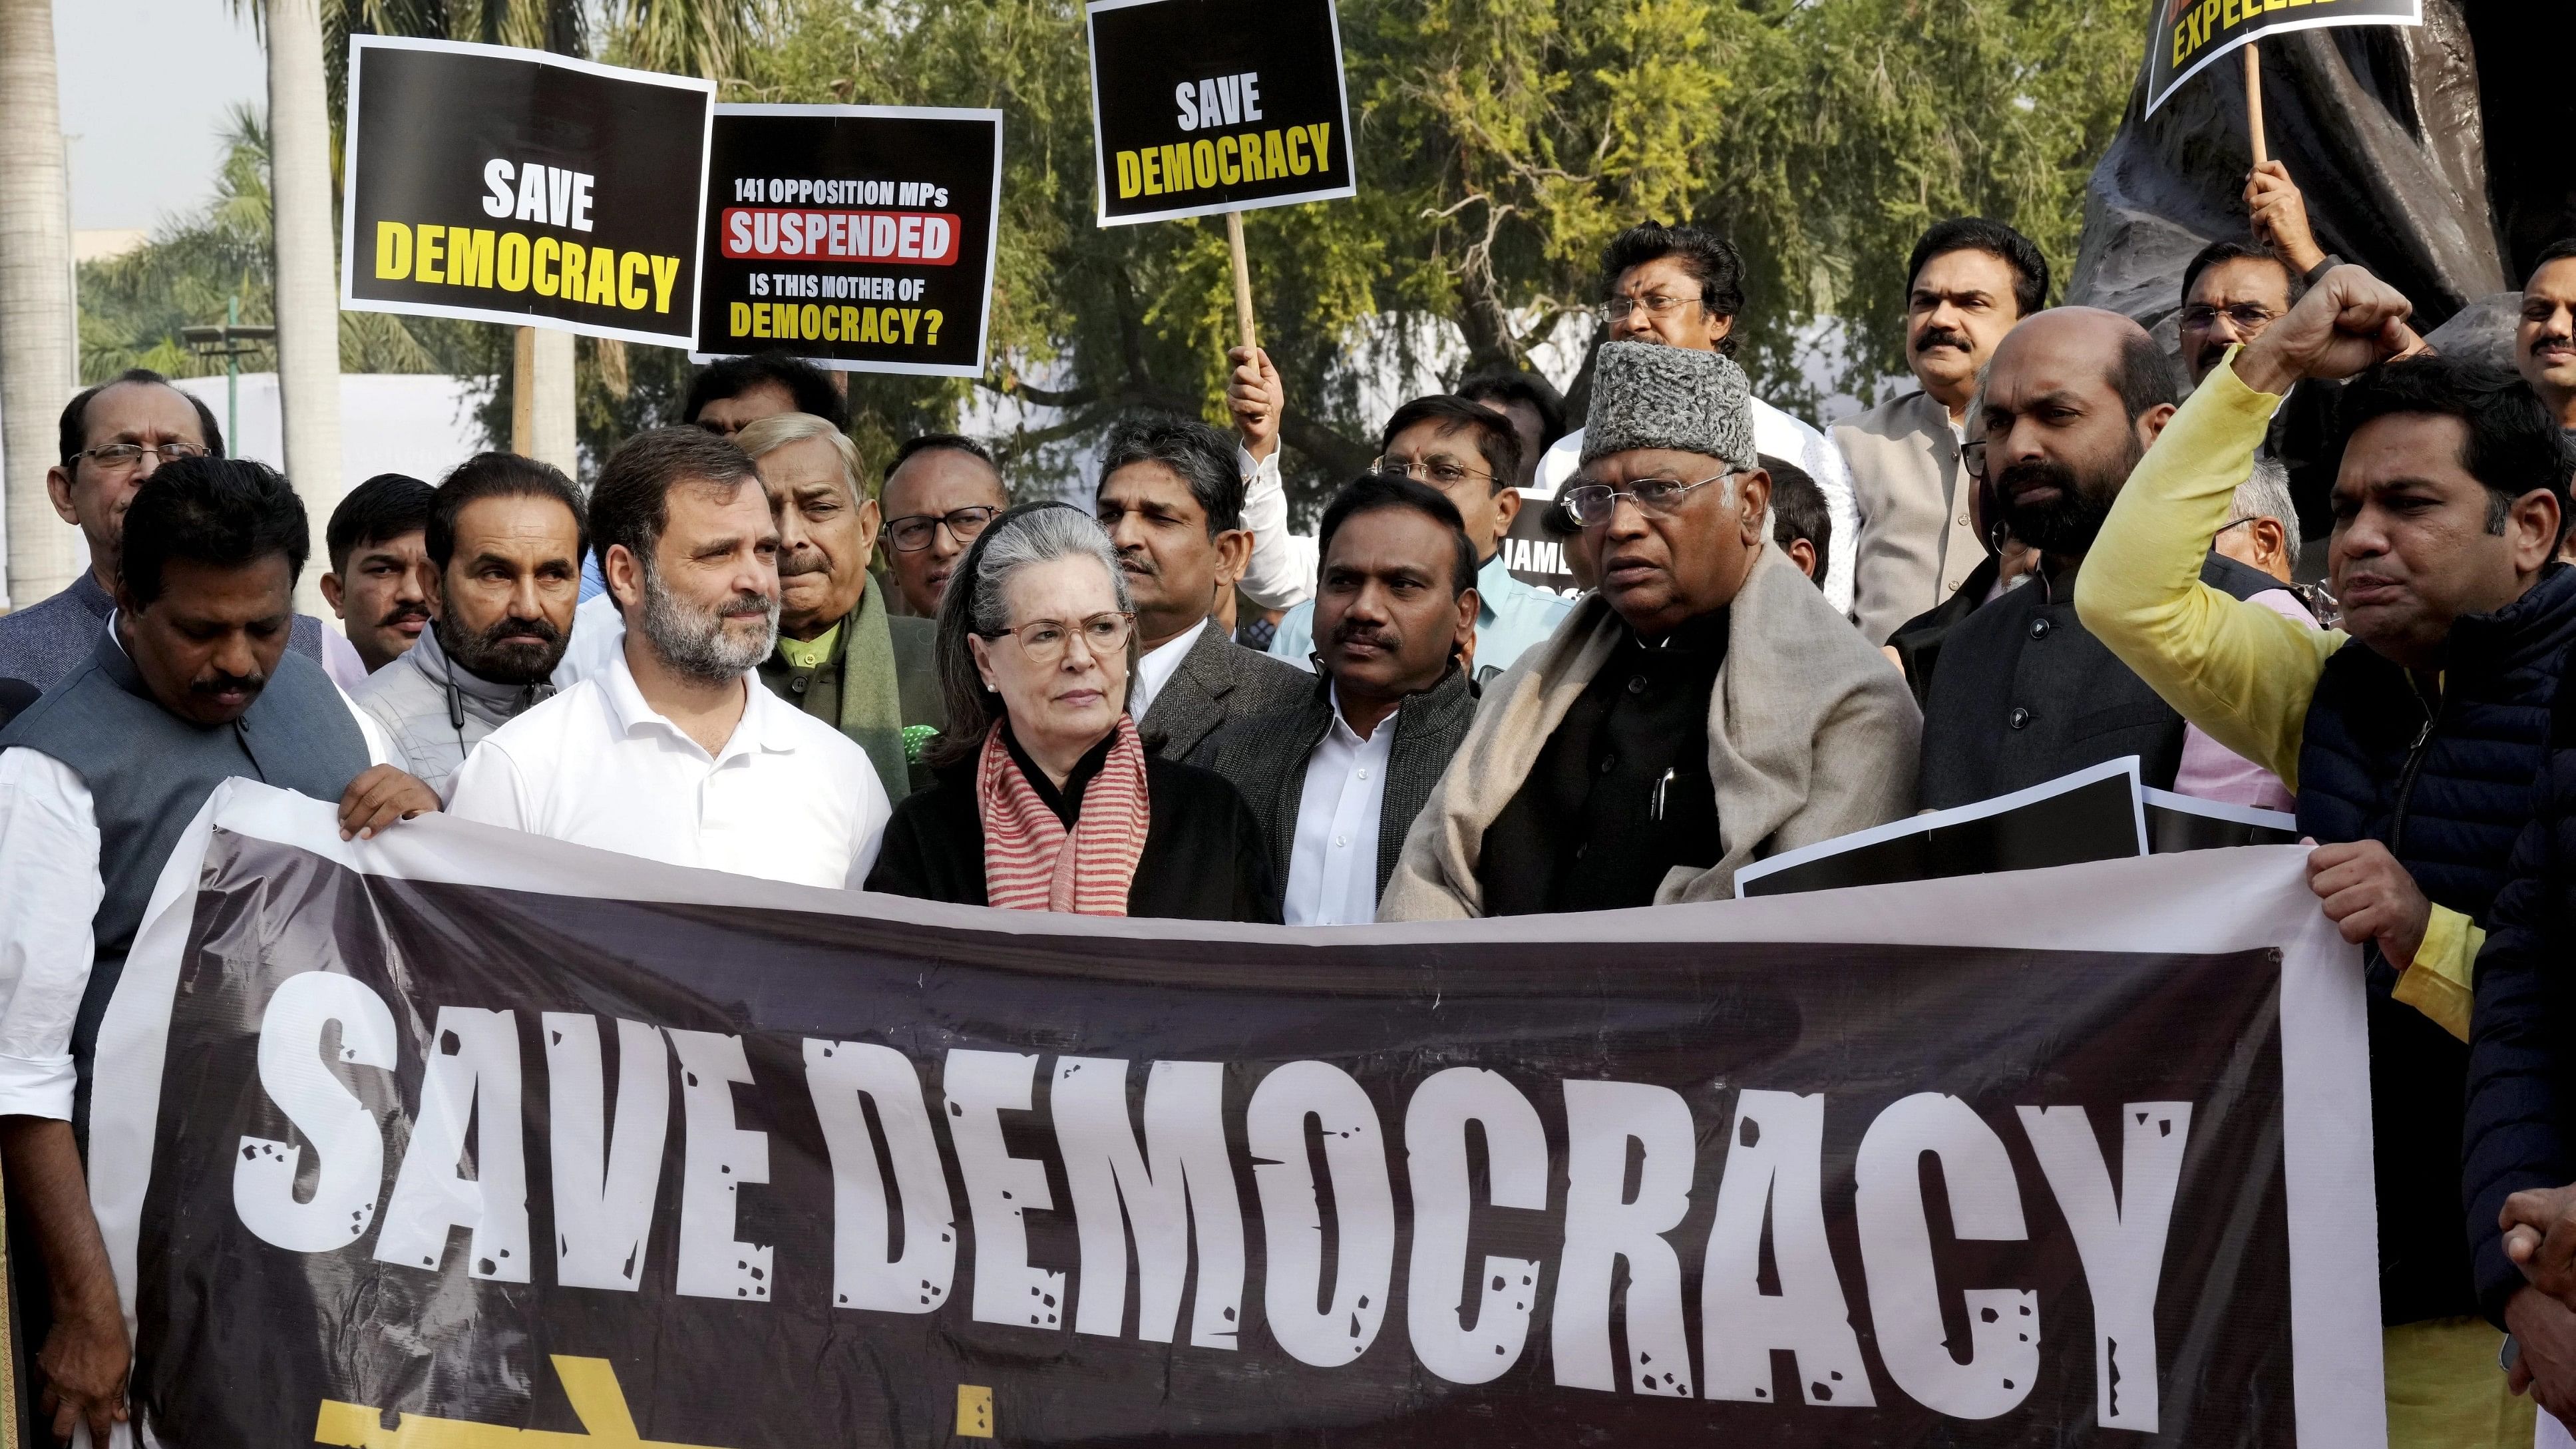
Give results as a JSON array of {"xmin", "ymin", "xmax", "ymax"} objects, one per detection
[{"xmin": 3, "ymin": 164, "xmax": 2576, "ymax": 1446}]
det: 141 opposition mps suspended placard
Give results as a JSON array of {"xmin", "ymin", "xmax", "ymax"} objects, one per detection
[{"xmin": 93, "ymin": 781, "xmax": 2386, "ymax": 1445}]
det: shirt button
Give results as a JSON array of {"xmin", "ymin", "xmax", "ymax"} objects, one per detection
[
  {"xmin": 1574, "ymin": 843, "xmax": 1588, "ymax": 860},
  {"xmin": 1334, "ymin": 834, "xmax": 1348, "ymax": 847},
  {"xmin": 1356, "ymin": 768, "xmax": 1368, "ymax": 781},
  {"xmin": 1598, "ymin": 754, "xmax": 1618, "ymax": 775},
  {"xmin": 1627, "ymin": 675, "xmax": 1648, "ymax": 694},
  {"xmin": 2009, "ymin": 706, "xmax": 2032, "ymax": 730},
  {"xmin": 790, "ymin": 676, "xmax": 809, "ymax": 694},
  {"xmin": 1957, "ymin": 514, "xmax": 1971, "ymax": 528},
  {"xmin": 2028, "ymin": 617, "xmax": 2052, "ymax": 640}
]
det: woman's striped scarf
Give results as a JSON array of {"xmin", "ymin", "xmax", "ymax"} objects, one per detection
[{"xmin": 976, "ymin": 717, "xmax": 1151, "ymax": 915}]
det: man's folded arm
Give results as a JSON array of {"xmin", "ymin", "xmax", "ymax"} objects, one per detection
[{"xmin": 2075, "ymin": 355, "xmax": 2345, "ymax": 787}]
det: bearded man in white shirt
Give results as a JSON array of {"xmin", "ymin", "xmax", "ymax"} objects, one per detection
[
  {"xmin": 447, "ymin": 427, "xmax": 889, "ymax": 889},
  {"xmin": 0, "ymin": 457, "xmax": 433, "ymax": 1442}
]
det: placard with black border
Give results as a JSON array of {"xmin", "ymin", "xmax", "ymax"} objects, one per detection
[
  {"xmin": 339, "ymin": 35, "xmax": 714, "ymax": 347},
  {"xmin": 1085, "ymin": 0, "xmax": 1357, "ymax": 226}
]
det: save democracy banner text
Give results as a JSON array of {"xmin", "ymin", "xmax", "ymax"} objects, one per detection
[{"xmin": 89, "ymin": 782, "xmax": 2383, "ymax": 1445}]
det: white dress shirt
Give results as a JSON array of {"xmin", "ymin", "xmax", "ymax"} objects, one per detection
[
  {"xmin": 1533, "ymin": 397, "xmax": 1860, "ymax": 614},
  {"xmin": 1281, "ymin": 690, "xmax": 1396, "ymax": 927},
  {"xmin": 447, "ymin": 644, "xmax": 889, "ymax": 890},
  {"xmin": 0, "ymin": 678, "xmax": 389, "ymax": 1122},
  {"xmin": 1126, "ymin": 626, "xmax": 1200, "ymax": 724}
]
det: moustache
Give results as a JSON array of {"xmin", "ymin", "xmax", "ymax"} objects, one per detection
[
  {"xmin": 777, "ymin": 551, "xmax": 829, "ymax": 578},
  {"xmin": 717, "ymin": 590, "xmax": 775, "ymax": 619},
  {"xmin": 1331, "ymin": 620, "xmax": 1396, "ymax": 652},
  {"xmin": 477, "ymin": 614, "xmax": 562, "ymax": 648},
  {"xmin": 190, "ymin": 669, "xmax": 266, "ymax": 698},
  {"xmin": 1996, "ymin": 456, "xmax": 2080, "ymax": 501},
  {"xmin": 376, "ymin": 601, "xmax": 431, "ymax": 629},
  {"xmin": 1116, "ymin": 547, "xmax": 1159, "ymax": 578},
  {"xmin": 1916, "ymin": 326, "xmax": 1973, "ymax": 354}
]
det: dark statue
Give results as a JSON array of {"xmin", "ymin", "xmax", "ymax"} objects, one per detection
[{"xmin": 2070, "ymin": 0, "xmax": 2575, "ymax": 338}]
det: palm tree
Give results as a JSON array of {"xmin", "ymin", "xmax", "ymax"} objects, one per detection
[
  {"xmin": 266, "ymin": 0, "xmax": 344, "ymax": 614},
  {"xmin": 0, "ymin": 0, "xmax": 77, "ymax": 613}
]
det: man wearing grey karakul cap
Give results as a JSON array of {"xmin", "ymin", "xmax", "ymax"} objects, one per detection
[{"xmin": 1378, "ymin": 340, "xmax": 1921, "ymax": 918}]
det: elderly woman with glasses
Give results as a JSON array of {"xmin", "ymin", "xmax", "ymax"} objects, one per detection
[{"xmin": 865, "ymin": 502, "xmax": 1279, "ymax": 921}]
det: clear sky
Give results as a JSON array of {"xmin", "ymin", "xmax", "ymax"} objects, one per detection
[{"xmin": 59, "ymin": 0, "xmax": 269, "ymax": 233}]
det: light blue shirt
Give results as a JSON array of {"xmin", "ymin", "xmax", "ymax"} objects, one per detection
[{"xmin": 1269, "ymin": 552, "xmax": 1575, "ymax": 682}]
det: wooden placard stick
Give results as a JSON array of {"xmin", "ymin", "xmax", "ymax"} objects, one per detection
[
  {"xmin": 2244, "ymin": 42, "xmax": 2268, "ymax": 169},
  {"xmin": 1226, "ymin": 210, "xmax": 1258, "ymax": 351}
]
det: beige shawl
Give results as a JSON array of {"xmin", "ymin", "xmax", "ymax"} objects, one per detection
[{"xmin": 1379, "ymin": 544, "xmax": 1922, "ymax": 919}]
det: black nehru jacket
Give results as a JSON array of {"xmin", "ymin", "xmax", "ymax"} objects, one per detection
[
  {"xmin": 865, "ymin": 725, "xmax": 1281, "ymax": 923},
  {"xmin": 1477, "ymin": 608, "xmax": 1727, "ymax": 913},
  {"xmin": 1917, "ymin": 553, "xmax": 2280, "ymax": 809}
]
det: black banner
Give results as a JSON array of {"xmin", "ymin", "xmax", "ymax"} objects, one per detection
[
  {"xmin": 340, "ymin": 37, "xmax": 713, "ymax": 347},
  {"xmin": 1085, "ymin": 0, "xmax": 1356, "ymax": 226},
  {"xmin": 692, "ymin": 106, "xmax": 1004, "ymax": 377},
  {"xmin": 2142, "ymin": 0, "xmax": 2420, "ymax": 118},
  {"xmin": 94, "ymin": 787, "xmax": 2382, "ymax": 1445}
]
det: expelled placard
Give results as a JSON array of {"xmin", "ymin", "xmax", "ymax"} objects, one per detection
[
  {"xmin": 2143, "ymin": 0, "xmax": 2420, "ymax": 117},
  {"xmin": 693, "ymin": 106, "xmax": 1004, "ymax": 377},
  {"xmin": 1085, "ymin": 0, "xmax": 1356, "ymax": 226},
  {"xmin": 340, "ymin": 36, "xmax": 713, "ymax": 347}
]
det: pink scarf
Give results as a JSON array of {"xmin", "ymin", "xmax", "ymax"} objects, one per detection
[{"xmin": 976, "ymin": 718, "xmax": 1151, "ymax": 915}]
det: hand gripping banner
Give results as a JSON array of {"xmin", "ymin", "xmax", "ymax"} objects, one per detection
[{"xmin": 91, "ymin": 782, "xmax": 2384, "ymax": 1446}]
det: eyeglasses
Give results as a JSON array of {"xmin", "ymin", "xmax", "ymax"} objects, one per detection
[
  {"xmin": 981, "ymin": 611, "xmax": 1134, "ymax": 666},
  {"xmin": 2178, "ymin": 303, "xmax": 2281, "ymax": 334},
  {"xmin": 1961, "ymin": 440, "xmax": 1991, "ymax": 481},
  {"xmin": 883, "ymin": 505, "xmax": 999, "ymax": 552},
  {"xmin": 1560, "ymin": 471, "xmax": 1734, "ymax": 526},
  {"xmin": 1373, "ymin": 456, "xmax": 1493, "ymax": 489},
  {"xmin": 71, "ymin": 441, "xmax": 207, "ymax": 471},
  {"xmin": 1596, "ymin": 292, "xmax": 1704, "ymax": 327}
]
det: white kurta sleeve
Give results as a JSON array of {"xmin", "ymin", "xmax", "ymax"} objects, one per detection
[
  {"xmin": 443, "ymin": 741, "xmax": 536, "ymax": 835},
  {"xmin": 337, "ymin": 684, "xmax": 393, "ymax": 767},
  {"xmin": 0, "ymin": 749, "xmax": 105, "ymax": 1121},
  {"xmin": 1235, "ymin": 443, "xmax": 1318, "ymax": 610}
]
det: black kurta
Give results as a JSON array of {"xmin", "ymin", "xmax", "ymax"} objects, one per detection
[
  {"xmin": 1475, "ymin": 608, "xmax": 1728, "ymax": 914},
  {"xmin": 864, "ymin": 726, "xmax": 1281, "ymax": 923}
]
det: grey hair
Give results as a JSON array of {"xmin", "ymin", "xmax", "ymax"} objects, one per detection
[
  {"xmin": 736, "ymin": 411, "xmax": 870, "ymax": 501},
  {"xmin": 2229, "ymin": 455, "xmax": 2298, "ymax": 535},
  {"xmin": 925, "ymin": 501, "xmax": 1134, "ymax": 767}
]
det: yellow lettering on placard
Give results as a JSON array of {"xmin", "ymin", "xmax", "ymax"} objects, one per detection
[
  {"xmin": 533, "ymin": 236, "xmax": 561, "ymax": 298},
  {"xmin": 374, "ymin": 222, "xmax": 412, "ymax": 281},
  {"xmin": 1262, "ymin": 128, "xmax": 1288, "ymax": 178},
  {"xmin": 1218, "ymin": 135, "xmax": 1241, "ymax": 185},
  {"xmin": 619, "ymin": 251, "xmax": 649, "ymax": 311},
  {"xmin": 1284, "ymin": 128, "xmax": 1310, "ymax": 176},
  {"xmin": 417, "ymin": 224, "xmax": 447, "ymax": 285},
  {"xmin": 650, "ymin": 254, "xmax": 680, "ymax": 313},
  {"xmin": 1117, "ymin": 151, "xmax": 1142, "ymax": 198},
  {"xmin": 1309, "ymin": 122, "xmax": 1333, "ymax": 170},
  {"xmin": 497, "ymin": 232, "xmax": 530, "ymax": 292},
  {"xmin": 730, "ymin": 301, "xmax": 752, "ymax": 337},
  {"xmin": 449, "ymin": 228, "xmax": 495, "ymax": 289}
]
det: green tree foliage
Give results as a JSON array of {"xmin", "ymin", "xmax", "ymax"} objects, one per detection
[
  {"xmin": 738, "ymin": 0, "xmax": 2135, "ymax": 507},
  {"xmin": 78, "ymin": 104, "xmax": 482, "ymax": 386},
  {"xmin": 94, "ymin": 0, "xmax": 2131, "ymax": 493}
]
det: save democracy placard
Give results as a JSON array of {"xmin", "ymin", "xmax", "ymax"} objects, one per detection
[
  {"xmin": 91, "ymin": 782, "xmax": 2385, "ymax": 1445},
  {"xmin": 693, "ymin": 106, "xmax": 1004, "ymax": 378},
  {"xmin": 1085, "ymin": 0, "xmax": 1357, "ymax": 226},
  {"xmin": 2143, "ymin": 0, "xmax": 2420, "ymax": 117},
  {"xmin": 340, "ymin": 37, "xmax": 714, "ymax": 347}
]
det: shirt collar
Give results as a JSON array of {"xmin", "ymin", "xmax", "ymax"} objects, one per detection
[
  {"xmin": 602, "ymin": 642, "xmax": 797, "ymax": 761},
  {"xmin": 71, "ymin": 570, "xmax": 114, "ymax": 619},
  {"xmin": 1326, "ymin": 682, "xmax": 1395, "ymax": 747},
  {"xmin": 1474, "ymin": 552, "xmax": 1521, "ymax": 625},
  {"xmin": 774, "ymin": 621, "xmax": 842, "ymax": 672}
]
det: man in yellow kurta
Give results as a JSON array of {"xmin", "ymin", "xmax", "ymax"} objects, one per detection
[{"xmin": 2078, "ymin": 265, "xmax": 2576, "ymax": 1446}]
